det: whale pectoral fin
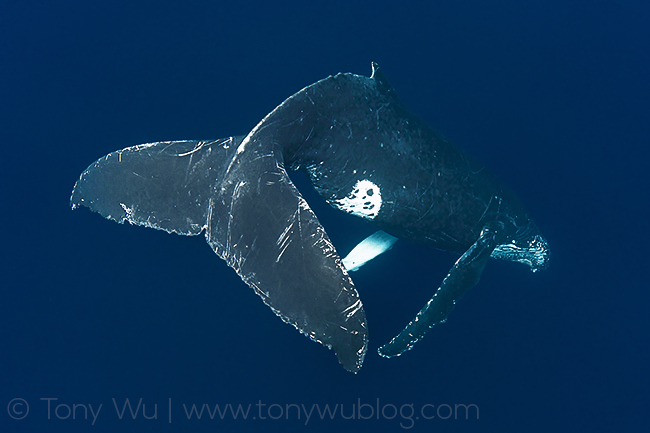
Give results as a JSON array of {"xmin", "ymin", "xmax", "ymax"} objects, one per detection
[
  {"xmin": 342, "ymin": 231, "xmax": 399, "ymax": 272},
  {"xmin": 72, "ymin": 136, "xmax": 368, "ymax": 372},
  {"xmin": 378, "ymin": 224, "xmax": 504, "ymax": 358}
]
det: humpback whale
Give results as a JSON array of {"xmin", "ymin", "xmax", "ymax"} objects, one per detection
[{"xmin": 71, "ymin": 63, "xmax": 549, "ymax": 372}]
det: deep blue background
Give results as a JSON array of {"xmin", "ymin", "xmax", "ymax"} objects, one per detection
[{"xmin": 1, "ymin": 1, "xmax": 648, "ymax": 431}]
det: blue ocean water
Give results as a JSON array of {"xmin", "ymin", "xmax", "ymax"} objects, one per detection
[{"xmin": 1, "ymin": 1, "xmax": 648, "ymax": 431}]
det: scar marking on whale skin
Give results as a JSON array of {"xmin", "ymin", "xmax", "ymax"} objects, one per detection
[{"xmin": 332, "ymin": 179, "xmax": 382, "ymax": 220}]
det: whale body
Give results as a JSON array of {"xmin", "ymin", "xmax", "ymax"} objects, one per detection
[{"xmin": 71, "ymin": 63, "xmax": 549, "ymax": 372}]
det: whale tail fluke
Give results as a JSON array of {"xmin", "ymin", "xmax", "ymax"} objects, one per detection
[{"xmin": 71, "ymin": 136, "xmax": 368, "ymax": 372}]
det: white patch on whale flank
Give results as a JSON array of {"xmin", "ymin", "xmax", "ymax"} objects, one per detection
[{"xmin": 332, "ymin": 179, "xmax": 382, "ymax": 220}]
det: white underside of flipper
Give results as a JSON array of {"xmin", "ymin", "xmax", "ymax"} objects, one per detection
[{"xmin": 342, "ymin": 231, "xmax": 398, "ymax": 272}]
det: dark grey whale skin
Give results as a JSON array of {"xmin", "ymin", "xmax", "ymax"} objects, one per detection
[
  {"xmin": 265, "ymin": 64, "xmax": 536, "ymax": 253},
  {"xmin": 256, "ymin": 63, "xmax": 549, "ymax": 358},
  {"xmin": 71, "ymin": 63, "xmax": 549, "ymax": 371}
]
